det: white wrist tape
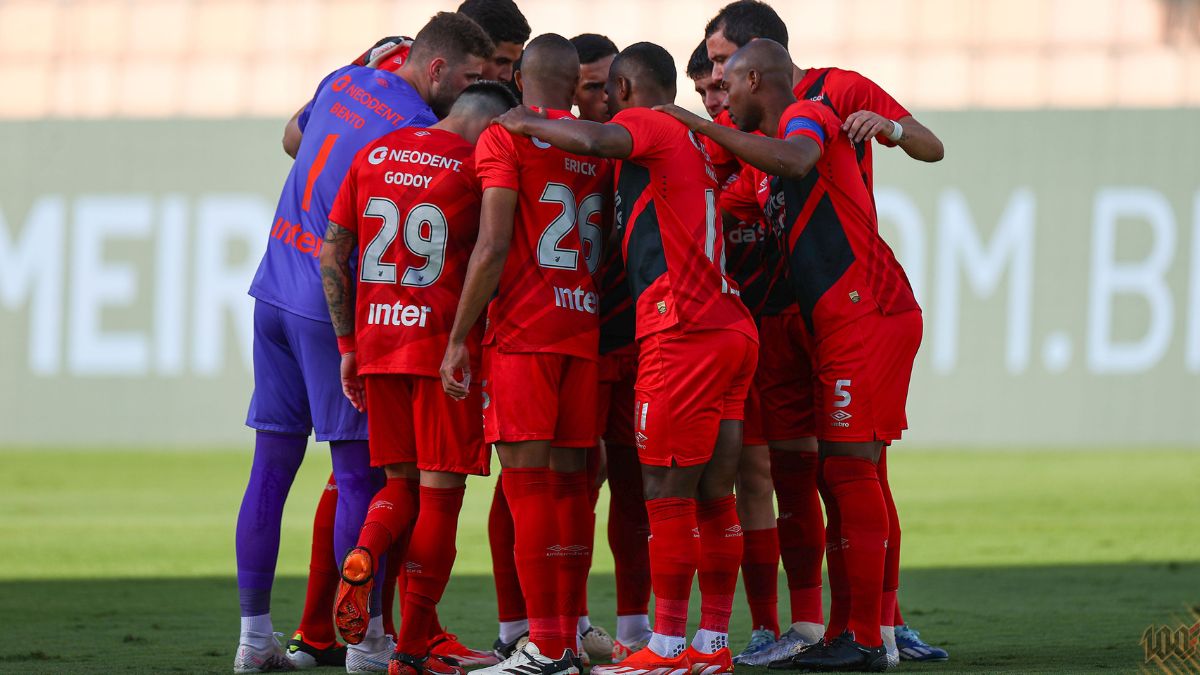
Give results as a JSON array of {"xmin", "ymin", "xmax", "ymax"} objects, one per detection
[{"xmin": 887, "ymin": 119, "xmax": 904, "ymax": 142}]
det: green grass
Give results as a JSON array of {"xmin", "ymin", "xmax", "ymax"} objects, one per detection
[{"xmin": 1, "ymin": 448, "xmax": 1198, "ymax": 673}]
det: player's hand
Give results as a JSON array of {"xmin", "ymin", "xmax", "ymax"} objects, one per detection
[
  {"xmin": 843, "ymin": 110, "xmax": 894, "ymax": 144},
  {"xmin": 494, "ymin": 105, "xmax": 547, "ymax": 136},
  {"xmin": 440, "ymin": 341, "xmax": 472, "ymax": 400},
  {"xmin": 340, "ymin": 352, "xmax": 366, "ymax": 412},
  {"xmin": 653, "ymin": 104, "xmax": 707, "ymax": 133}
]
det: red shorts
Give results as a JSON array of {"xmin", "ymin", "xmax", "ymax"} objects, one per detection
[
  {"xmin": 743, "ymin": 382, "xmax": 767, "ymax": 447},
  {"xmin": 597, "ymin": 344, "xmax": 638, "ymax": 447},
  {"xmin": 756, "ymin": 311, "xmax": 818, "ymax": 441},
  {"xmin": 634, "ymin": 328, "xmax": 758, "ymax": 467},
  {"xmin": 813, "ymin": 309, "xmax": 922, "ymax": 443},
  {"xmin": 483, "ymin": 347, "xmax": 599, "ymax": 447},
  {"xmin": 364, "ymin": 374, "xmax": 489, "ymax": 475}
]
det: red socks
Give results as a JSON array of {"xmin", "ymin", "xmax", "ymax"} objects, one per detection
[
  {"xmin": 696, "ymin": 495, "xmax": 743, "ymax": 634},
  {"xmin": 821, "ymin": 456, "xmax": 888, "ymax": 648},
  {"xmin": 504, "ymin": 469, "xmax": 571, "ymax": 658},
  {"xmin": 646, "ymin": 497, "xmax": 699, "ymax": 638},
  {"xmin": 397, "ymin": 486, "xmax": 465, "ymax": 655},
  {"xmin": 771, "ymin": 451, "xmax": 825, "ymax": 626},
  {"xmin": 357, "ymin": 477, "xmax": 419, "ymax": 565},
  {"xmin": 878, "ymin": 448, "xmax": 901, "ymax": 628},
  {"xmin": 553, "ymin": 470, "xmax": 593, "ymax": 643},
  {"xmin": 488, "ymin": 481, "xmax": 527, "ymax": 623},
  {"xmin": 297, "ymin": 474, "xmax": 339, "ymax": 646},
  {"xmin": 741, "ymin": 527, "xmax": 780, "ymax": 636},
  {"xmin": 607, "ymin": 444, "xmax": 651, "ymax": 618}
]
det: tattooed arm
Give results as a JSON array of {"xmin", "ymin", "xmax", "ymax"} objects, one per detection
[{"xmin": 320, "ymin": 219, "xmax": 366, "ymax": 411}]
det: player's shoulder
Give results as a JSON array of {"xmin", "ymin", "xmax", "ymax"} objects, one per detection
[{"xmin": 779, "ymin": 100, "xmax": 840, "ymax": 140}]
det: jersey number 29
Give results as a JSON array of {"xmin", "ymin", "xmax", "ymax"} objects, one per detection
[{"xmin": 359, "ymin": 197, "xmax": 447, "ymax": 287}]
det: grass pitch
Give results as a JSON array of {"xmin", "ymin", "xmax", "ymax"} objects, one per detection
[{"xmin": 0, "ymin": 447, "xmax": 1197, "ymax": 673}]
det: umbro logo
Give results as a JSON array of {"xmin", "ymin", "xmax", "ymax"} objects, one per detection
[
  {"xmin": 547, "ymin": 544, "xmax": 590, "ymax": 557},
  {"xmin": 691, "ymin": 527, "xmax": 700, "ymax": 538},
  {"xmin": 831, "ymin": 410, "xmax": 851, "ymax": 422},
  {"xmin": 368, "ymin": 500, "xmax": 394, "ymax": 512},
  {"xmin": 725, "ymin": 524, "xmax": 743, "ymax": 537},
  {"xmin": 405, "ymin": 561, "xmax": 423, "ymax": 574},
  {"xmin": 415, "ymin": 130, "xmax": 430, "ymax": 136}
]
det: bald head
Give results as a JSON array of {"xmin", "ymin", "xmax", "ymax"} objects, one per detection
[
  {"xmin": 725, "ymin": 38, "xmax": 792, "ymax": 93},
  {"xmin": 517, "ymin": 33, "xmax": 581, "ymax": 104},
  {"xmin": 606, "ymin": 41, "xmax": 677, "ymax": 114},
  {"xmin": 721, "ymin": 38, "xmax": 796, "ymax": 134}
]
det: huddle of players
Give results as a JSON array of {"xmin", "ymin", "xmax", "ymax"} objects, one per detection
[{"xmin": 235, "ymin": 1, "xmax": 948, "ymax": 674}]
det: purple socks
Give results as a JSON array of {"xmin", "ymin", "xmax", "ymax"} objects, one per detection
[
  {"xmin": 329, "ymin": 440, "xmax": 386, "ymax": 616},
  {"xmin": 236, "ymin": 431, "xmax": 307, "ymax": 616},
  {"xmin": 235, "ymin": 434, "xmax": 383, "ymax": 619}
]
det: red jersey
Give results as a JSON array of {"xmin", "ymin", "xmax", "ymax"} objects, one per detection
[
  {"xmin": 328, "ymin": 127, "xmax": 483, "ymax": 376},
  {"xmin": 718, "ymin": 168, "xmax": 793, "ymax": 318},
  {"xmin": 609, "ymin": 107, "xmax": 755, "ymax": 341},
  {"xmin": 708, "ymin": 67, "xmax": 910, "ymax": 197},
  {"xmin": 597, "ymin": 231, "xmax": 636, "ymax": 354},
  {"xmin": 766, "ymin": 101, "xmax": 918, "ymax": 336},
  {"xmin": 474, "ymin": 111, "xmax": 610, "ymax": 359}
]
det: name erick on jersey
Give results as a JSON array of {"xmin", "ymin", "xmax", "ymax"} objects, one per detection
[
  {"xmin": 474, "ymin": 110, "xmax": 610, "ymax": 359},
  {"xmin": 248, "ymin": 64, "xmax": 438, "ymax": 322},
  {"xmin": 608, "ymin": 108, "xmax": 755, "ymax": 341},
  {"xmin": 327, "ymin": 127, "xmax": 482, "ymax": 377},
  {"xmin": 766, "ymin": 101, "xmax": 918, "ymax": 336}
]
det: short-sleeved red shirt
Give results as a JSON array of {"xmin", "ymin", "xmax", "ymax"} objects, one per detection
[
  {"xmin": 609, "ymin": 107, "xmax": 756, "ymax": 342},
  {"xmin": 328, "ymin": 127, "xmax": 483, "ymax": 376},
  {"xmin": 474, "ymin": 110, "xmax": 611, "ymax": 359},
  {"xmin": 708, "ymin": 67, "xmax": 911, "ymax": 197},
  {"xmin": 718, "ymin": 168, "xmax": 794, "ymax": 318},
  {"xmin": 767, "ymin": 101, "xmax": 918, "ymax": 336}
]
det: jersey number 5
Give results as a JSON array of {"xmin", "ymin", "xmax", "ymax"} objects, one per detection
[
  {"xmin": 359, "ymin": 197, "xmax": 447, "ymax": 287},
  {"xmin": 538, "ymin": 183, "xmax": 603, "ymax": 274}
]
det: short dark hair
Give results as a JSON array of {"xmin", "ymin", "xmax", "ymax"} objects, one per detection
[
  {"xmin": 455, "ymin": 80, "xmax": 521, "ymax": 113},
  {"xmin": 457, "ymin": 0, "xmax": 532, "ymax": 46},
  {"xmin": 686, "ymin": 40, "xmax": 713, "ymax": 79},
  {"xmin": 409, "ymin": 12, "xmax": 495, "ymax": 65},
  {"xmin": 570, "ymin": 33, "xmax": 619, "ymax": 65},
  {"xmin": 614, "ymin": 42, "xmax": 676, "ymax": 92},
  {"xmin": 704, "ymin": 0, "xmax": 789, "ymax": 49}
]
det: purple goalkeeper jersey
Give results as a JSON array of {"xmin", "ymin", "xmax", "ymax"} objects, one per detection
[{"xmin": 248, "ymin": 64, "xmax": 437, "ymax": 322}]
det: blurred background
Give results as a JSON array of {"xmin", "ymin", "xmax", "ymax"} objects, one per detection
[
  {"xmin": 1, "ymin": 2, "xmax": 1198, "ymax": 673},
  {"xmin": 2, "ymin": 0, "xmax": 1199, "ymax": 447}
]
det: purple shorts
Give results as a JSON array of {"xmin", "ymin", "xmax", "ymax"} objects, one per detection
[{"xmin": 246, "ymin": 300, "xmax": 368, "ymax": 442}]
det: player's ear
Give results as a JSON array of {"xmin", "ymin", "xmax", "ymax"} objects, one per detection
[
  {"xmin": 514, "ymin": 69, "xmax": 525, "ymax": 93},
  {"xmin": 618, "ymin": 75, "xmax": 632, "ymax": 102},
  {"xmin": 748, "ymin": 69, "xmax": 759, "ymax": 93},
  {"xmin": 428, "ymin": 56, "xmax": 448, "ymax": 84}
]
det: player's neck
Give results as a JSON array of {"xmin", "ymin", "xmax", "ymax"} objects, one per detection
[
  {"xmin": 396, "ymin": 65, "xmax": 430, "ymax": 104},
  {"xmin": 792, "ymin": 64, "xmax": 807, "ymax": 88},
  {"xmin": 760, "ymin": 91, "xmax": 798, "ymax": 137},
  {"xmin": 521, "ymin": 85, "xmax": 574, "ymax": 112}
]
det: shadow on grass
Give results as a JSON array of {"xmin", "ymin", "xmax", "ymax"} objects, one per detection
[{"xmin": 2, "ymin": 562, "xmax": 1197, "ymax": 674}]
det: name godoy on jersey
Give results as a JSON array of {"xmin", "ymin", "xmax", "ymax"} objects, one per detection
[{"xmin": 328, "ymin": 127, "xmax": 483, "ymax": 376}]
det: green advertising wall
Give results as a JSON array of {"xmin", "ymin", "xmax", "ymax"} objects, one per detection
[{"xmin": 1, "ymin": 111, "xmax": 1197, "ymax": 447}]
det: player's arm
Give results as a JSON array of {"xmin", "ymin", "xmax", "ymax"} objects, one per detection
[
  {"xmin": 320, "ymin": 219, "xmax": 366, "ymax": 411},
  {"xmin": 282, "ymin": 104, "xmax": 305, "ymax": 158},
  {"xmin": 655, "ymin": 104, "xmax": 820, "ymax": 180},
  {"xmin": 440, "ymin": 187, "xmax": 518, "ymax": 400},
  {"xmin": 495, "ymin": 106, "xmax": 634, "ymax": 159},
  {"xmin": 842, "ymin": 111, "xmax": 944, "ymax": 162}
]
